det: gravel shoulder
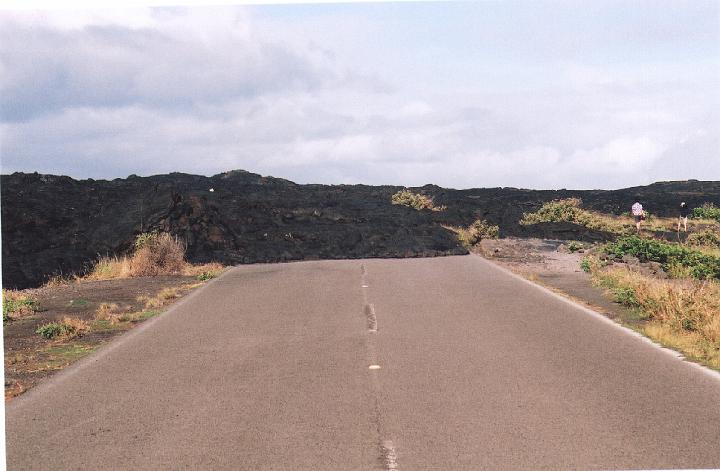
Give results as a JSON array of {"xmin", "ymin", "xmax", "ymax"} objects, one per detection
[{"xmin": 477, "ymin": 237, "xmax": 638, "ymax": 324}]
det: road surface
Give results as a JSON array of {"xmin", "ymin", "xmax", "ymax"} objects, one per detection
[{"xmin": 6, "ymin": 255, "xmax": 720, "ymax": 470}]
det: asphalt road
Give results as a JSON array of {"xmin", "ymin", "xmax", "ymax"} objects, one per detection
[{"xmin": 6, "ymin": 255, "xmax": 720, "ymax": 470}]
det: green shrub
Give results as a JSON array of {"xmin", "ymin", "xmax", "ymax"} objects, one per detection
[
  {"xmin": 605, "ymin": 235, "xmax": 720, "ymax": 280},
  {"xmin": 580, "ymin": 257, "xmax": 592, "ymax": 273},
  {"xmin": 567, "ymin": 241, "xmax": 583, "ymax": 253},
  {"xmin": 520, "ymin": 198, "xmax": 624, "ymax": 233},
  {"xmin": 391, "ymin": 190, "xmax": 445, "ymax": 211},
  {"xmin": 612, "ymin": 286, "xmax": 640, "ymax": 307},
  {"xmin": 3, "ymin": 290, "xmax": 37, "ymax": 323},
  {"xmin": 36, "ymin": 317, "xmax": 89, "ymax": 339},
  {"xmin": 197, "ymin": 271, "xmax": 216, "ymax": 281},
  {"xmin": 36, "ymin": 323, "xmax": 69, "ymax": 339},
  {"xmin": 692, "ymin": 203, "xmax": 720, "ymax": 222},
  {"xmin": 666, "ymin": 263, "xmax": 692, "ymax": 279}
]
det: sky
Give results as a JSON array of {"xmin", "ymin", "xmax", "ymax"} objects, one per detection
[{"xmin": 0, "ymin": 1, "xmax": 718, "ymax": 189}]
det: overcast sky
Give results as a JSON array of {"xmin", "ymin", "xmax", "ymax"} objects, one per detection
[{"xmin": 1, "ymin": 1, "xmax": 718, "ymax": 189}]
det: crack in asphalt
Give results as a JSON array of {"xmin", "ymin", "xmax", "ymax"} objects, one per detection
[{"xmin": 360, "ymin": 263, "xmax": 400, "ymax": 470}]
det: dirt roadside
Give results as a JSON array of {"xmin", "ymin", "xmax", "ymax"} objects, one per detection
[
  {"xmin": 477, "ymin": 237, "xmax": 639, "ymax": 325},
  {"xmin": 3, "ymin": 275, "xmax": 218, "ymax": 400}
]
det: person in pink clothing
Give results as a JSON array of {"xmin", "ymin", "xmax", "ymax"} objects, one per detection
[{"xmin": 631, "ymin": 200, "xmax": 645, "ymax": 234}]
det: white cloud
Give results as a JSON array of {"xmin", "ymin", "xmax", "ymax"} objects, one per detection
[
  {"xmin": 0, "ymin": 7, "xmax": 344, "ymax": 121},
  {"xmin": 0, "ymin": 3, "xmax": 718, "ymax": 189},
  {"xmin": 568, "ymin": 138, "xmax": 664, "ymax": 173}
]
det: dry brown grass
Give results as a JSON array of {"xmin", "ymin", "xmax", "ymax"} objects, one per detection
[
  {"xmin": 84, "ymin": 233, "xmax": 226, "ymax": 282},
  {"xmin": 94, "ymin": 302, "xmax": 125, "ymax": 325},
  {"xmin": 131, "ymin": 233, "xmax": 185, "ymax": 276},
  {"xmin": 5, "ymin": 380, "xmax": 26, "ymax": 400},
  {"xmin": 594, "ymin": 265, "xmax": 720, "ymax": 368},
  {"xmin": 85, "ymin": 255, "xmax": 133, "ymax": 281},
  {"xmin": 158, "ymin": 287, "xmax": 179, "ymax": 300},
  {"xmin": 42, "ymin": 275, "xmax": 75, "ymax": 288},
  {"xmin": 137, "ymin": 288, "xmax": 179, "ymax": 310},
  {"xmin": 60, "ymin": 316, "xmax": 90, "ymax": 337},
  {"xmin": 137, "ymin": 295, "xmax": 163, "ymax": 310},
  {"xmin": 182, "ymin": 262, "xmax": 225, "ymax": 277},
  {"xmin": 691, "ymin": 243, "xmax": 720, "ymax": 259},
  {"xmin": 84, "ymin": 233, "xmax": 186, "ymax": 280}
]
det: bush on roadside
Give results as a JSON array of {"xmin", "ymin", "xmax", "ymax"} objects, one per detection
[
  {"xmin": 457, "ymin": 219, "xmax": 499, "ymax": 247},
  {"xmin": 94, "ymin": 302, "xmax": 123, "ymax": 325},
  {"xmin": 3, "ymin": 290, "xmax": 37, "ymax": 323},
  {"xmin": 391, "ymin": 190, "xmax": 446, "ymax": 211},
  {"xmin": 87, "ymin": 232, "xmax": 186, "ymax": 280},
  {"xmin": 197, "ymin": 272, "xmax": 215, "ymax": 281},
  {"xmin": 86, "ymin": 255, "xmax": 133, "ymax": 280},
  {"xmin": 36, "ymin": 317, "xmax": 89, "ymax": 339},
  {"xmin": 520, "ymin": 198, "xmax": 625, "ymax": 233},
  {"xmin": 130, "ymin": 232, "xmax": 185, "ymax": 276},
  {"xmin": 183, "ymin": 262, "xmax": 225, "ymax": 281},
  {"xmin": 605, "ymin": 235, "xmax": 720, "ymax": 280}
]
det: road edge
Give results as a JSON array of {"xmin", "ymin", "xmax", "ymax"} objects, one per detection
[{"xmin": 472, "ymin": 253, "xmax": 720, "ymax": 383}]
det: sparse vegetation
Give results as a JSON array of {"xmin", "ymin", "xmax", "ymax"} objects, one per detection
[
  {"xmin": 3, "ymin": 290, "xmax": 38, "ymax": 323},
  {"xmin": 93, "ymin": 302, "xmax": 160, "ymax": 328},
  {"xmin": 520, "ymin": 198, "xmax": 628, "ymax": 233},
  {"xmin": 94, "ymin": 302, "xmax": 124, "ymax": 325},
  {"xmin": 43, "ymin": 275, "xmax": 73, "ymax": 288},
  {"xmin": 137, "ymin": 286, "xmax": 189, "ymax": 310},
  {"xmin": 567, "ymin": 241, "xmax": 583, "ymax": 253},
  {"xmin": 86, "ymin": 232, "xmax": 185, "ymax": 280},
  {"xmin": 183, "ymin": 262, "xmax": 225, "ymax": 281},
  {"xmin": 86, "ymin": 255, "xmax": 133, "ymax": 280},
  {"xmin": 6, "ymin": 268, "xmax": 212, "ymax": 399},
  {"xmin": 35, "ymin": 317, "xmax": 89, "ymax": 340},
  {"xmin": 456, "ymin": 219, "xmax": 499, "ymax": 247},
  {"xmin": 139, "ymin": 294, "xmax": 163, "ymax": 310},
  {"xmin": 41, "ymin": 344, "xmax": 97, "ymax": 369},
  {"xmin": 593, "ymin": 266, "xmax": 720, "ymax": 369},
  {"xmin": 85, "ymin": 234, "xmax": 225, "ymax": 282},
  {"xmin": 687, "ymin": 228, "xmax": 720, "ymax": 249},
  {"xmin": 68, "ymin": 298, "xmax": 89, "ymax": 307},
  {"xmin": 391, "ymin": 189, "xmax": 446, "ymax": 211},
  {"xmin": 158, "ymin": 287, "xmax": 179, "ymax": 301},
  {"xmin": 692, "ymin": 203, "xmax": 720, "ymax": 222}
]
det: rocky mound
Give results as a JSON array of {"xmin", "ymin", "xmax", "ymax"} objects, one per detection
[
  {"xmin": 2, "ymin": 170, "xmax": 718, "ymax": 289},
  {"xmin": 2, "ymin": 171, "xmax": 465, "ymax": 288}
]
